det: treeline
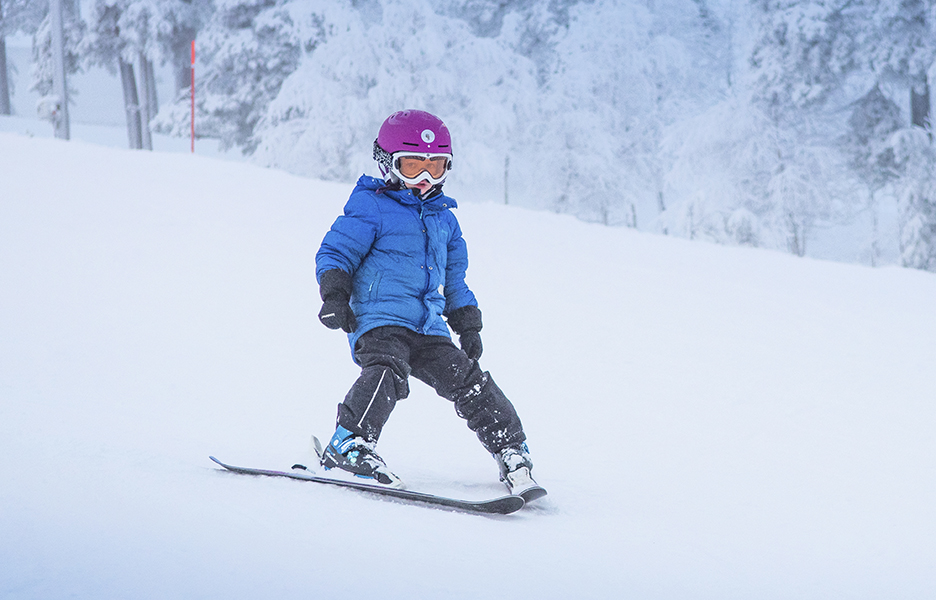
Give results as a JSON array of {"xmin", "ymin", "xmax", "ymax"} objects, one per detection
[{"xmin": 3, "ymin": 0, "xmax": 934, "ymax": 271}]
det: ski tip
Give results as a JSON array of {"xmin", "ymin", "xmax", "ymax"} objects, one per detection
[
  {"xmin": 311, "ymin": 435, "xmax": 324, "ymax": 460},
  {"xmin": 209, "ymin": 455, "xmax": 223, "ymax": 466}
]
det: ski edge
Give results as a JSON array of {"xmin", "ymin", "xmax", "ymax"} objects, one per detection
[{"xmin": 208, "ymin": 456, "xmax": 525, "ymax": 515}]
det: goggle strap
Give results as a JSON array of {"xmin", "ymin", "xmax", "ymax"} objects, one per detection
[{"xmin": 373, "ymin": 140, "xmax": 394, "ymax": 172}]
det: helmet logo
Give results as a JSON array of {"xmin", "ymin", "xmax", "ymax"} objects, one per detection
[{"xmin": 421, "ymin": 129, "xmax": 436, "ymax": 144}]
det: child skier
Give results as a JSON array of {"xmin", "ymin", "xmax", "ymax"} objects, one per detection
[{"xmin": 315, "ymin": 109, "xmax": 540, "ymax": 498}]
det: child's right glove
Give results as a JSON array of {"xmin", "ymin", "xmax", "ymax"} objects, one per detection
[
  {"xmin": 447, "ymin": 305, "xmax": 483, "ymax": 360},
  {"xmin": 317, "ymin": 269, "xmax": 357, "ymax": 333}
]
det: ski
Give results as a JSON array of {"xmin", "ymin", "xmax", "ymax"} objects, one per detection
[{"xmin": 209, "ymin": 456, "xmax": 525, "ymax": 515}]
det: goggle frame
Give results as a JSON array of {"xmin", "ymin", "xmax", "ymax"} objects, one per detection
[{"xmin": 390, "ymin": 151, "xmax": 453, "ymax": 185}]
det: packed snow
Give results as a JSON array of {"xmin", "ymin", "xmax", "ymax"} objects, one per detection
[{"xmin": 1, "ymin": 132, "xmax": 935, "ymax": 598}]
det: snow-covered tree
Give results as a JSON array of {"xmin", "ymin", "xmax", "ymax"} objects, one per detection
[
  {"xmin": 530, "ymin": 0, "xmax": 660, "ymax": 224},
  {"xmin": 840, "ymin": 85, "xmax": 902, "ymax": 263},
  {"xmin": 247, "ymin": 0, "xmax": 539, "ymax": 197},
  {"xmin": 83, "ymin": 0, "xmax": 205, "ymax": 149},
  {"xmin": 84, "ymin": 0, "xmax": 153, "ymax": 148},
  {"xmin": 0, "ymin": 1, "xmax": 7, "ymax": 115},
  {"xmin": 869, "ymin": 0, "xmax": 936, "ymax": 129},
  {"xmin": 870, "ymin": 0, "xmax": 936, "ymax": 270},
  {"xmin": 739, "ymin": 0, "xmax": 867, "ymax": 254},
  {"xmin": 154, "ymin": 0, "xmax": 739, "ymax": 215},
  {"xmin": 154, "ymin": 0, "xmax": 214, "ymax": 99},
  {"xmin": 889, "ymin": 127, "xmax": 936, "ymax": 270},
  {"xmin": 30, "ymin": 0, "xmax": 83, "ymax": 103},
  {"xmin": 153, "ymin": 0, "xmax": 301, "ymax": 152},
  {"xmin": 0, "ymin": 0, "xmax": 46, "ymax": 114},
  {"xmin": 542, "ymin": 0, "xmax": 740, "ymax": 227},
  {"xmin": 750, "ymin": 0, "xmax": 869, "ymax": 114},
  {"xmin": 438, "ymin": 0, "xmax": 579, "ymax": 83}
]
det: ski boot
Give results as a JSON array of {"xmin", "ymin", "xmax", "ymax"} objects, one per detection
[
  {"xmin": 494, "ymin": 443, "xmax": 547, "ymax": 502},
  {"xmin": 320, "ymin": 425, "xmax": 404, "ymax": 488}
]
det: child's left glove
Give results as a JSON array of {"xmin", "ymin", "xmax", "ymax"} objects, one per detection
[
  {"xmin": 318, "ymin": 269, "xmax": 357, "ymax": 333},
  {"xmin": 447, "ymin": 305, "xmax": 483, "ymax": 360}
]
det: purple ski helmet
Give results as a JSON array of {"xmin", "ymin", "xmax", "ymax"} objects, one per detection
[{"xmin": 373, "ymin": 109, "xmax": 453, "ymax": 185}]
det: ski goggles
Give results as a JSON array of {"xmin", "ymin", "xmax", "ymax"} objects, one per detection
[{"xmin": 392, "ymin": 152, "xmax": 452, "ymax": 185}]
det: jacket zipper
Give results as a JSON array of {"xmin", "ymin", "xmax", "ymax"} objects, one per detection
[{"xmin": 420, "ymin": 201, "xmax": 433, "ymax": 332}]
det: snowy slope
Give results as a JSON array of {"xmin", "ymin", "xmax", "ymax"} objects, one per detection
[{"xmin": 1, "ymin": 132, "xmax": 935, "ymax": 599}]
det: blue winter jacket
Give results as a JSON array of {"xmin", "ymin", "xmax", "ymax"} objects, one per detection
[{"xmin": 316, "ymin": 175, "xmax": 478, "ymax": 360}]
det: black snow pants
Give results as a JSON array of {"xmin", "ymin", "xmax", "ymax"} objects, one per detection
[{"xmin": 336, "ymin": 326, "xmax": 526, "ymax": 454}]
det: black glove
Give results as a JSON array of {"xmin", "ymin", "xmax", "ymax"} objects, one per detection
[
  {"xmin": 458, "ymin": 331, "xmax": 483, "ymax": 361},
  {"xmin": 318, "ymin": 269, "xmax": 357, "ymax": 333},
  {"xmin": 447, "ymin": 305, "xmax": 483, "ymax": 360}
]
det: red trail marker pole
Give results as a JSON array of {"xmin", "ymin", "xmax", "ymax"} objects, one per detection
[{"xmin": 190, "ymin": 40, "xmax": 195, "ymax": 153}]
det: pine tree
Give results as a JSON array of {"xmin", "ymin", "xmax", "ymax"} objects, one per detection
[
  {"xmin": 0, "ymin": 1, "xmax": 7, "ymax": 116},
  {"xmin": 155, "ymin": 0, "xmax": 301, "ymax": 152},
  {"xmin": 889, "ymin": 128, "xmax": 936, "ymax": 270},
  {"xmin": 0, "ymin": 0, "xmax": 45, "ymax": 114},
  {"xmin": 30, "ymin": 0, "xmax": 83, "ymax": 104},
  {"xmin": 85, "ymin": 0, "xmax": 147, "ymax": 148},
  {"xmin": 245, "ymin": 0, "xmax": 539, "ymax": 189},
  {"xmin": 746, "ymin": 0, "xmax": 875, "ymax": 255},
  {"xmin": 525, "ymin": 0, "xmax": 732, "ymax": 226},
  {"xmin": 83, "ymin": 0, "xmax": 204, "ymax": 149},
  {"xmin": 862, "ymin": 0, "xmax": 936, "ymax": 269},
  {"xmin": 841, "ymin": 85, "xmax": 902, "ymax": 264},
  {"xmin": 870, "ymin": 0, "xmax": 935, "ymax": 129},
  {"xmin": 154, "ymin": 0, "xmax": 214, "ymax": 99}
]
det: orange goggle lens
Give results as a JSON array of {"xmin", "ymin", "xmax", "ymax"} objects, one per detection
[{"xmin": 396, "ymin": 155, "xmax": 449, "ymax": 179}]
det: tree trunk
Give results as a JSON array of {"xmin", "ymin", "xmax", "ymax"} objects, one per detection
[
  {"xmin": 49, "ymin": 0, "xmax": 70, "ymax": 139},
  {"xmin": 503, "ymin": 155, "xmax": 509, "ymax": 205},
  {"xmin": 869, "ymin": 190, "xmax": 880, "ymax": 267},
  {"xmin": 0, "ymin": 35, "xmax": 10, "ymax": 115},
  {"xmin": 0, "ymin": 0, "xmax": 9, "ymax": 115},
  {"xmin": 120, "ymin": 57, "xmax": 142, "ymax": 149},
  {"xmin": 137, "ymin": 52, "xmax": 152, "ymax": 151},
  {"xmin": 172, "ymin": 29, "xmax": 197, "ymax": 97},
  {"xmin": 911, "ymin": 75, "xmax": 930, "ymax": 130},
  {"xmin": 144, "ymin": 57, "xmax": 158, "ymax": 116}
]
